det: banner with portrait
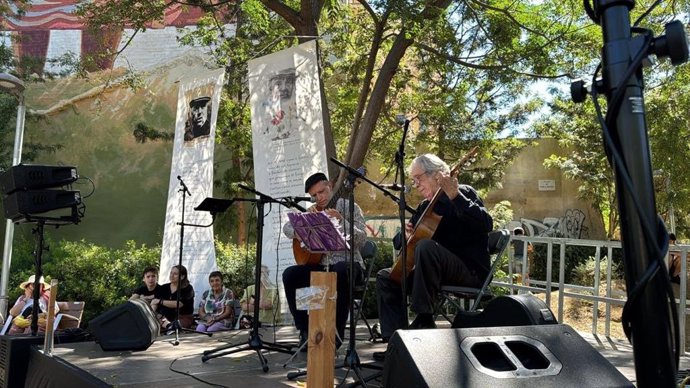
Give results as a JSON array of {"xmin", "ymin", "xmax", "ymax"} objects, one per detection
[
  {"xmin": 160, "ymin": 68, "xmax": 225, "ymax": 307},
  {"xmin": 248, "ymin": 40, "xmax": 329, "ymax": 317}
]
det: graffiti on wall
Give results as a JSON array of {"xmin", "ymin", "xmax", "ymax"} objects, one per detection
[{"xmin": 519, "ymin": 208, "xmax": 588, "ymax": 239}]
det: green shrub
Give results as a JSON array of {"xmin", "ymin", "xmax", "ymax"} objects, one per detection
[
  {"xmin": 571, "ymin": 256, "xmax": 622, "ymax": 286},
  {"xmin": 42, "ymin": 240, "xmax": 161, "ymax": 324},
  {"xmin": 215, "ymin": 241, "xmax": 257, "ymax": 298}
]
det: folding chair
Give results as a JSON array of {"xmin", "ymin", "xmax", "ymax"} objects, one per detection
[
  {"xmin": 350, "ymin": 240, "xmax": 378, "ymax": 341},
  {"xmin": 436, "ymin": 229, "xmax": 511, "ymax": 322}
]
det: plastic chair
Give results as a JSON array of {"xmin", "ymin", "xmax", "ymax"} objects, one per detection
[{"xmin": 437, "ymin": 229, "xmax": 511, "ymax": 321}]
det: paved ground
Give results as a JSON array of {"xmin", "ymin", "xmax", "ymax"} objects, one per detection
[{"xmin": 48, "ymin": 319, "xmax": 688, "ymax": 387}]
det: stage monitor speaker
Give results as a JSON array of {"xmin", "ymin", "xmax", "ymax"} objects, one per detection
[
  {"xmin": 88, "ymin": 299, "xmax": 160, "ymax": 351},
  {"xmin": 453, "ymin": 294, "xmax": 557, "ymax": 329},
  {"xmin": 0, "ymin": 335, "xmax": 44, "ymax": 388},
  {"xmin": 382, "ymin": 324, "xmax": 633, "ymax": 388}
]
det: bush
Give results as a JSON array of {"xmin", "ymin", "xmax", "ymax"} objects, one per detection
[
  {"xmin": 42, "ymin": 240, "xmax": 161, "ymax": 324},
  {"xmin": 215, "ymin": 241, "xmax": 257, "ymax": 298}
]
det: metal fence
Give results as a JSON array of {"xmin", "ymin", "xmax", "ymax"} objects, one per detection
[{"xmin": 493, "ymin": 235, "xmax": 690, "ymax": 353}]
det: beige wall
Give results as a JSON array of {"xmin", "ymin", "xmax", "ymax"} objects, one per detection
[{"xmin": 485, "ymin": 138, "xmax": 606, "ymax": 239}]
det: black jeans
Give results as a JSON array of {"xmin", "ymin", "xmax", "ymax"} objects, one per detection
[
  {"xmin": 283, "ymin": 261, "xmax": 363, "ymax": 339},
  {"xmin": 376, "ymin": 239, "xmax": 482, "ymax": 338}
]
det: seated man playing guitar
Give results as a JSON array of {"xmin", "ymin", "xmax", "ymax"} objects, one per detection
[
  {"xmin": 375, "ymin": 153, "xmax": 493, "ymax": 345},
  {"xmin": 282, "ymin": 172, "xmax": 366, "ymax": 350}
]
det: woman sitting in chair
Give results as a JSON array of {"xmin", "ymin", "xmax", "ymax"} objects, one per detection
[
  {"xmin": 150, "ymin": 265, "xmax": 195, "ymax": 331},
  {"xmin": 196, "ymin": 271, "xmax": 236, "ymax": 333},
  {"xmin": 7, "ymin": 275, "xmax": 59, "ymax": 335}
]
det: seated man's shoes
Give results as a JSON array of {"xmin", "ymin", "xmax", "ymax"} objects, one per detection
[{"xmin": 409, "ymin": 314, "xmax": 437, "ymax": 330}]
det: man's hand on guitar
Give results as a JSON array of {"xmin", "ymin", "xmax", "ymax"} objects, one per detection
[
  {"xmin": 434, "ymin": 171, "xmax": 459, "ymax": 200},
  {"xmin": 404, "ymin": 222, "xmax": 414, "ymax": 240},
  {"xmin": 324, "ymin": 208, "xmax": 343, "ymax": 221}
]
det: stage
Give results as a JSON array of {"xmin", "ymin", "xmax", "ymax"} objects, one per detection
[{"xmin": 16, "ymin": 320, "xmax": 690, "ymax": 387}]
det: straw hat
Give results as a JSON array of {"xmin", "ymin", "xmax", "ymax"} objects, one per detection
[{"xmin": 19, "ymin": 275, "xmax": 50, "ymax": 290}]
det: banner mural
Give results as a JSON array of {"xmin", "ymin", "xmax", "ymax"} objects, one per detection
[
  {"xmin": 248, "ymin": 40, "xmax": 329, "ymax": 316},
  {"xmin": 160, "ymin": 68, "xmax": 225, "ymax": 306}
]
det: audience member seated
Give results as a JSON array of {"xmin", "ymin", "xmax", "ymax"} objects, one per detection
[
  {"xmin": 7, "ymin": 275, "xmax": 59, "ymax": 335},
  {"xmin": 239, "ymin": 265, "xmax": 281, "ymax": 328},
  {"xmin": 196, "ymin": 271, "xmax": 237, "ymax": 333},
  {"xmin": 130, "ymin": 266, "xmax": 163, "ymax": 305},
  {"xmin": 150, "ymin": 265, "xmax": 195, "ymax": 332}
]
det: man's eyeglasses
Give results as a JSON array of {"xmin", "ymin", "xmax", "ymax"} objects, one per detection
[{"xmin": 411, "ymin": 171, "xmax": 430, "ymax": 187}]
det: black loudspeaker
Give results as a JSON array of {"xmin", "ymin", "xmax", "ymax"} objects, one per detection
[
  {"xmin": 88, "ymin": 299, "xmax": 160, "ymax": 351},
  {"xmin": 382, "ymin": 324, "xmax": 633, "ymax": 388},
  {"xmin": 0, "ymin": 164, "xmax": 77, "ymax": 195},
  {"xmin": 453, "ymin": 294, "xmax": 557, "ymax": 328},
  {"xmin": 0, "ymin": 335, "xmax": 44, "ymax": 388}
]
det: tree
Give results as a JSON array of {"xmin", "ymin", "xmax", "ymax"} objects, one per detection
[{"xmin": 533, "ymin": 0, "xmax": 690, "ymax": 239}]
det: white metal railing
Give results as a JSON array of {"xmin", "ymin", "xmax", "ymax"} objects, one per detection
[{"xmin": 492, "ymin": 235, "xmax": 690, "ymax": 353}]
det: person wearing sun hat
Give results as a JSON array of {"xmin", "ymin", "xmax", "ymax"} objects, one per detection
[{"xmin": 7, "ymin": 274, "xmax": 59, "ymax": 335}]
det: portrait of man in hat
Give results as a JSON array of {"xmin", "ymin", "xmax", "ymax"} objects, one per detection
[{"xmin": 184, "ymin": 96, "xmax": 212, "ymax": 141}]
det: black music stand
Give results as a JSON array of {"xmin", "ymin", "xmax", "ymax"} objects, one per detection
[{"xmin": 201, "ymin": 188, "xmax": 294, "ymax": 372}]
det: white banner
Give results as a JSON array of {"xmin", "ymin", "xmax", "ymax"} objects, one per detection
[
  {"xmin": 248, "ymin": 40, "xmax": 329, "ymax": 316},
  {"xmin": 160, "ymin": 68, "xmax": 225, "ymax": 307}
]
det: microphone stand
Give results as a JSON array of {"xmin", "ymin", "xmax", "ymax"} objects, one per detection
[
  {"xmin": 396, "ymin": 119, "xmax": 411, "ymax": 329},
  {"xmin": 201, "ymin": 186, "xmax": 295, "ymax": 372},
  {"xmin": 168, "ymin": 177, "xmax": 212, "ymax": 345},
  {"xmin": 329, "ymin": 158, "xmax": 385, "ymax": 387},
  {"xmin": 571, "ymin": 3, "xmax": 688, "ymax": 385}
]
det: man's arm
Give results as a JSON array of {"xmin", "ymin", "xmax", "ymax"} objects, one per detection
[{"xmin": 449, "ymin": 185, "xmax": 493, "ymax": 233}]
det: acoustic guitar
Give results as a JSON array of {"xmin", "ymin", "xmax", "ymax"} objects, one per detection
[
  {"xmin": 292, "ymin": 167, "xmax": 366, "ymax": 266},
  {"xmin": 389, "ymin": 147, "xmax": 479, "ymax": 284}
]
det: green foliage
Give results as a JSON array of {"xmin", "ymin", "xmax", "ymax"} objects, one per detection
[
  {"xmin": 529, "ymin": 242, "xmax": 624, "ymax": 285},
  {"xmin": 214, "ymin": 240, "xmax": 257, "ymax": 296},
  {"xmin": 488, "ymin": 200, "xmax": 514, "ymax": 230},
  {"xmin": 4, "ymin": 239, "xmax": 160, "ymax": 324},
  {"xmin": 571, "ymin": 255, "xmax": 623, "ymax": 286}
]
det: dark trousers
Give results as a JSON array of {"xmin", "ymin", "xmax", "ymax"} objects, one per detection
[
  {"xmin": 376, "ymin": 239, "xmax": 483, "ymax": 338},
  {"xmin": 283, "ymin": 261, "xmax": 362, "ymax": 339}
]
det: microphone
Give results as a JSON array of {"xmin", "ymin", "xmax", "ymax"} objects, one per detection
[
  {"xmin": 177, "ymin": 175, "xmax": 191, "ymax": 196},
  {"xmin": 381, "ymin": 183, "xmax": 410, "ymax": 193}
]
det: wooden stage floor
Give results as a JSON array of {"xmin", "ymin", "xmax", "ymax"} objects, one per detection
[{"xmin": 46, "ymin": 320, "xmax": 688, "ymax": 387}]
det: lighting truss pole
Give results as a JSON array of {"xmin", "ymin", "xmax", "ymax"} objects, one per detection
[{"xmin": 0, "ymin": 73, "xmax": 26, "ymax": 320}]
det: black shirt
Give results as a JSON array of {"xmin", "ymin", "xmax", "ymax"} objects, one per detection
[
  {"xmin": 157, "ymin": 283, "xmax": 195, "ymax": 320},
  {"xmin": 394, "ymin": 184, "xmax": 493, "ymax": 279},
  {"xmin": 132, "ymin": 284, "xmax": 163, "ymax": 298}
]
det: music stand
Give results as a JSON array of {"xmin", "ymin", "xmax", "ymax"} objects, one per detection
[{"xmin": 201, "ymin": 188, "xmax": 294, "ymax": 372}]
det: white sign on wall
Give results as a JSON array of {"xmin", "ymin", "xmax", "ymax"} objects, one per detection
[{"xmin": 538, "ymin": 179, "xmax": 556, "ymax": 191}]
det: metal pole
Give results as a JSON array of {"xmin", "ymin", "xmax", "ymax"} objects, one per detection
[{"xmin": 0, "ymin": 87, "xmax": 26, "ymax": 320}]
